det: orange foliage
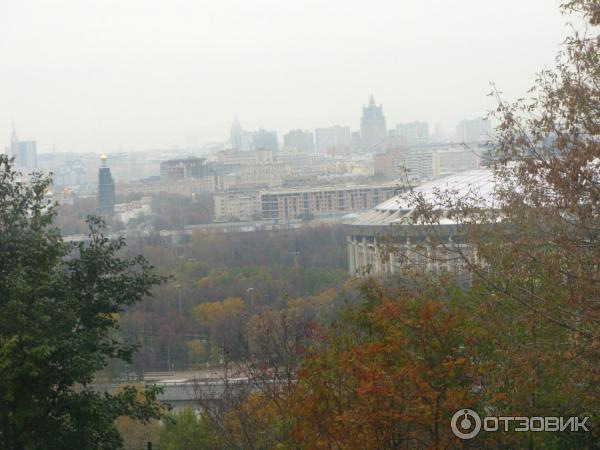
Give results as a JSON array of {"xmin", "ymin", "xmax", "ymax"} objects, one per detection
[{"xmin": 285, "ymin": 288, "xmax": 485, "ymax": 449}]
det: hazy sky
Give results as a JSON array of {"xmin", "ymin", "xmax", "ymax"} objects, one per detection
[{"xmin": 1, "ymin": 0, "xmax": 570, "ymax": 153}]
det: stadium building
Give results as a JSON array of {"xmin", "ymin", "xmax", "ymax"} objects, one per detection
[{"xmin": 344, "ymin": 168, "xmax": 495, "ymax": 277}]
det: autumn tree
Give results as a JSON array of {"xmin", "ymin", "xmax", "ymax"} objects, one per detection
[
  {"xmin": 197, "ymin": 278, "xmax": 489, "ymax": 449},
  {"xmin": 194, "ymin": 297, "xmax": 247, "ymax": 362},
  {"xmin": 401, "ymin": 0, "xmax": 600, "ymax": 444},
  {"xmin": 284, "ymin": 279, "xmax": 488, "ymax": 450}
]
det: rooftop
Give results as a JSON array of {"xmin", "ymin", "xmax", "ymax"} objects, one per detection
[
  {"xmin": 347, "ymin": 168, "xmax": 496, "ymax": 227},
  {"xmin": 260, "ymin": 182, "xmax": 396, "ymax": 196}
]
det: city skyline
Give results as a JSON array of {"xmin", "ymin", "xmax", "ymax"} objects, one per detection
[
  {"xmin": 1, "ymin": 0, "xmax": 569, "ymax": 153},
  {"xmin": 5, "ymin": 106, "xmax": 491, "ymax": 156}
]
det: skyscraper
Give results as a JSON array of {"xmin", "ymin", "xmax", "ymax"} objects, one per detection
[
  {"xmin": 230, "ymin": 116, "xmax": 243, "ymax": 151},
  {"xmin": 97, "ymin": 154, "xmax": 116, "ymax": 215},
  {"xmin": 360, "ymin": 95, "xmax": 387, "ymax": 152},
  {"xmin": 9, "ymin": 123, "xmax": 37, "ymax": 169}
]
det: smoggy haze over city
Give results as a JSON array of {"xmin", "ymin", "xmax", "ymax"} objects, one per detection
[{"xmin": 1, "ymin": 0, "xmax": 570, "ymax": 154}]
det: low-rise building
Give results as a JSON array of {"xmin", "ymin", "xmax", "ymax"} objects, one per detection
[
  {"xmin": 374, "ymin": 146, "xmax": 482, "ymax": 182},
  {"xmin": 215, "ymin": 149, "xmax": 273, "ymax": 166},
  {"xmin": 219, "ymin": 162, "xmax": 292, "ymax": 190},
  {"xmin": 160, "ymin": 157, "xmax": 208, "ymax": 180},
  {"xmin": 260, "ymin": 184, "xmax": 396, "ymax": 222},
  {"xmin": 374, "ymin": 148, "xmax": 436, "ymax": 182},
  {"xmin": 116, "ymin": 176, "xmax": 216, "ymax": 197},
  {"xmin": 274, "ymin": 149, "xmax": 325, "ymax": 170},
  {"xmin": 114, "ymin": 196, "xmax": 152, "ymax": 224},
  {"xmin": 213, "ymin": 183, "xmax": 397, "ymax": 223},
  {"xmin": 213, "ymin": 191, "xmax": 261, "ymax": 222},
  {"xmin": 436, "ymin": 147, "xmax": 480, "ymax": 175}
]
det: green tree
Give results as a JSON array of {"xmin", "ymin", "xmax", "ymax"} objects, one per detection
[
  {"xmin": 0, "ymin": 156, "xmax": 165, "ymax": 450},
  {"xmin": 158, "ymin": 408, "xmax": 218, "ymax": 450}
]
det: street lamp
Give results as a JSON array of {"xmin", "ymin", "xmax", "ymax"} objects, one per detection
[
  {"xmin": 175, "ymin": 282, "xmax": 182, "ymax": 314},
  {"xmin": 246, "ymin": 287, "xmax": 255, "ymax": 309}
]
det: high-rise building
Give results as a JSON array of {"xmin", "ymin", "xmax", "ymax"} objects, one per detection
[
  {"xmin": 9, "ymin": 123, "xmax": 37, "ymax": 169},
  {"xmin": 456, "ymin": 117, "xmax": 492, "ymax": 143},
  {"xmin": 396, "ymin": 121, "xmax": 429, "ymax": 146},
  {"xmin": 360, "ymin": 95, "xmax": 387, "ymax": 151},
  {"xmin": 230, "ymin": 117, "xmax": 243, "ymax": 150},
  {"xmin": 314, "ymin": 126, "xmax": 351, "ymax": 153},
  {"xmin": 253, "ymin": 128, "xmax": 278, "ymax": 151},
  {"xmin": 97, "ymin": 154, "xmax": 116, "ymax": 215},
  {"xmin": 283, "ymin": 129, "xmax": 314, "ymax": 152},
  {"xmin": 229, "ymin": 117, "xmax": 254, "ymax": 151}
]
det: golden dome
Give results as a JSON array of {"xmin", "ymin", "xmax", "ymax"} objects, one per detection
[{"xmin": 100, "ymin": 154, "xmax": 108, "ymax": 161}]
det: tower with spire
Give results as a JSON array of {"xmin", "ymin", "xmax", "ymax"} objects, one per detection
[
  {"xmin": 360, "ymin": 94, "xmax": 387, "ymax": 152},
  {"xmin": 9, "ymin": 123, "xmax": 37, "ymax": 169}
]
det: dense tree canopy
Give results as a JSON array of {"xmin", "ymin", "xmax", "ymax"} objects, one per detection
[
  {"xmin": 114, "ymin": 226, "xmax": 348, "ymax": 377},
  {"xmin": 4, "ymin": 0, "xmax": 597, "ymax": 447},
  {"xmin": 175, "ymin": 1, "xmax": 600, "ymax": 448},
  {"xmin": 0, "ymin": 156, "xmax": 165, "ymax": 449}
]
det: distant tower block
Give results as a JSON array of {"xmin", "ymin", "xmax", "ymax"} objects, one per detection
[
  {"xmin": 9, "ymin": 122, "xmax": 38, "ymax": 169},
  {"xmin": 230, "ymin": 116, "xmax": 243, "ymax": 151},
  {"xmin": 11, "ymin": 121, "xmax": 18, "ymax": 145},
  {"xmin": 360, "ymin": 94, "xmax": 387, "ymax": 152},
  {"xmin": 97, "ymin": 154, "xmax": 116, "ymax": 215}
]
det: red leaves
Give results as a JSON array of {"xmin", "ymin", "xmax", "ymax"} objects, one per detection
[{"xmin": 280, "ymin": 288, "xmax": 483, "ymax": 449}]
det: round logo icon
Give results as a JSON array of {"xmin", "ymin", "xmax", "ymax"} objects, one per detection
[{"xmin": 451, "ymin": 409, "xmax": 482, "ymax": 440}]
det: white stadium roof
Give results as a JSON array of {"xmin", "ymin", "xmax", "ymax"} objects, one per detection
[{"xmin": 346, "ymin": 168, "xmax": 496, "ymax": 227}]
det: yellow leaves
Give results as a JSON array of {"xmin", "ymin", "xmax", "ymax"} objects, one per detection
[
  {"xmin": 223, "ymin": 392, "xmax": 289, "ymax": 448},
  {"xmin": 312, "ymin": 287, "xmax": 338, "ymax": 304},
  {"xmin": 187, "ymin": 339, "xmax": 205, "ymax": 368},
  {"xmin": 193, "ymin": 297, "xmax": 245, "ymax": 326},
  {"xmin": 187, "ymin": 339, "xmax": 204, "ymax": 355}
]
